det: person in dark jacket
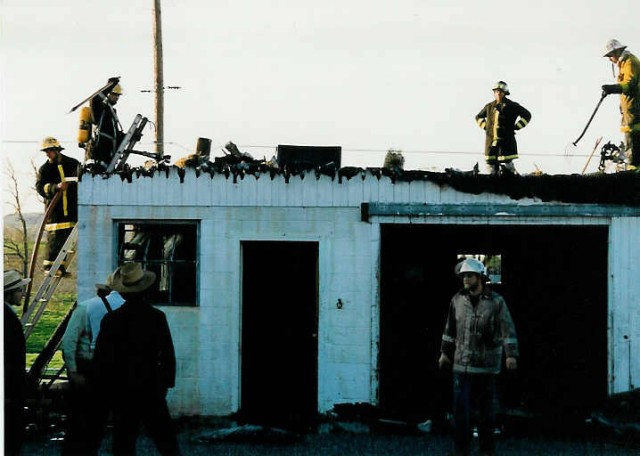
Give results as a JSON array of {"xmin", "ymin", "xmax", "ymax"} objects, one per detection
[
  {"xmin": 93, "ymin": 262, "xmax": 180, "ymax": 456},
  {"xmin": 35, "ymin": 137, "xmax": 80, "ymax": 275},
  {"xmin": 438, "ymin": 258, "xmax": 519, "ymax": 456},
  {"xmin": 89, "ymin": 78, "xmax": 124, "ymax": 169},
  {"xmin": 475, "ymin": 81, "xmax": 532, "ymax": 175},
  {"xmin": 4, "ymin": 269, "xmax": 29, "ymax": 456}
]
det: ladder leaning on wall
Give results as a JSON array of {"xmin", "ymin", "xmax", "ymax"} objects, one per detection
[
  {"xmin": 20, "ymin": 192, "xmax": 79, "ymax": 391},
  {"xmin": 21, "ymin": 224, "xmax": 78, "ymax": 339}
]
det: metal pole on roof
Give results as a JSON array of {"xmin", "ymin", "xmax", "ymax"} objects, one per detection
[{"xmin": 153, "ymin": 0, "xmax": 164, "ymax": 157}]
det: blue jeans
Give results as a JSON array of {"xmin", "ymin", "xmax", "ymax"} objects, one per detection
[{"xmin": 452, "ymin": 373, "xmax": 497, "ymax": 455}]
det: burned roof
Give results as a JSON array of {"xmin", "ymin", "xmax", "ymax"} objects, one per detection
[{"xmin": 79, "ymin": 161, "xmax": 640, "ymax": 207}]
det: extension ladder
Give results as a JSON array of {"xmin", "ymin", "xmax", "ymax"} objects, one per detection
[{"xmin": 21, "ymin": 224, "xmax": 78, "ymax": 339}]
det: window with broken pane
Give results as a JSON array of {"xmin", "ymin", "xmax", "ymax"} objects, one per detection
[{"xmin": 116, "ymin": 221, "xmax": 198, "ymax": 306}]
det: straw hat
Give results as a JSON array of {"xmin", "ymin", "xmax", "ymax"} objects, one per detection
[
  {"xmin": 106, "ymin": 263, "xmax": 156, "ymax": 293},
  {"xmin": 4, "ymin": 269, "xmax": 31, "ymax": 292}
]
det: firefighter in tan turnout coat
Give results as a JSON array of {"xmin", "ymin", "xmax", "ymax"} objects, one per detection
[{"xmin": 438, "ymin": 257, "xmax": 519, "ymax": 456}]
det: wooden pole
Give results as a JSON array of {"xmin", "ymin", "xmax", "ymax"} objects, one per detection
[
  {"xmin": 581, "ymin": 136, "xmax": 603, "ymax": 175},
  {"xmin": 153, "ymin": 0, "xmax": 164, "ymax": 157}
]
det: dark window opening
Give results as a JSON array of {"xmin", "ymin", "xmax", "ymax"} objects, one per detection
[{"xmin": 116, "ymin": 221, "xmax": 198, "ymax": 306}]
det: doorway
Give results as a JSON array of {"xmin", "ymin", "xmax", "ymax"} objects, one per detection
[
  {"xmin": 379, "ymin": 224, "xmax": 608, "ymax": 424},
  {"xmin": 240, "ymin": 241, "xmax": 319, "ymax": 429}
]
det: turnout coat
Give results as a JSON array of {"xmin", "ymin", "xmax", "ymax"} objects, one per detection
[
  {"xmin": 90, "ymin": 90, "xmax": 123, "ymax": 165},
  {"xmin": 475, "ymin": 98, "xmax": 531, "ymax": 163},
  {"xmin": 35, "ymin": 153, "xmax": 80, "ymax": 232},
  {"xmin": 615, "ymin": 51, "xmax": 640, "ymax": 133},
  {"xmin": 441, "ymin": 288, "xmax": 519, "ymax": 375}
]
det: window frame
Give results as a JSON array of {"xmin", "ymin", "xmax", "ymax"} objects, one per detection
[{"xmin": 114, "ymin": 219, "xmax": 200, "ymax": 307}]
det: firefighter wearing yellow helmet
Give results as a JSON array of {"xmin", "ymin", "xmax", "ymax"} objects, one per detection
[
  {"xmin": 475, "ymin": 81, "xmax": 532, "ymax": 175},
  {"xmin": 88, "ymin": 77, "xmax": 125, "ymax": 170},
  {"xmin": 35, "ymin": 137, "xmax": 80, "ymax": 275},
  {"xmin": 601, "ymin": 39, "xmax": 640, "ymax": 171}
]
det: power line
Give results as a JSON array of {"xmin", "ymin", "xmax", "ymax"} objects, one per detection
[{"xmin": 1, "ymin": 139, "xmax": 594, "ymax": 158}]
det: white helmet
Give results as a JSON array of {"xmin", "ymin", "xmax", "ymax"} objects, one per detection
[
  {"xmin": 457, "ymin": 258, "xmax": 486, "ymax": 276},
  {"xmin": 604, "ymin": 39, "xmax": 627, "ymax": 57},
  {"xmin": 492, "ymin": 80, "xmax": 510, "ymax": 95}
]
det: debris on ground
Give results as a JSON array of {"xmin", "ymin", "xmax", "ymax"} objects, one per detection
[
  {"xmin": 589, "ymin": 389, "xmax": 640, "ymax": 445},
  {"xmin": 192, "ymin": 424, "xmax": 302, "ymax": 444}
]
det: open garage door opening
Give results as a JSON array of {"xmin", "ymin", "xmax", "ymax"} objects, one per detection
[{"xmin": 379, "ymin": 224, "xmax": 608, "ymax": 426}]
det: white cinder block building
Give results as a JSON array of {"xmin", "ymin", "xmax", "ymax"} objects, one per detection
[{"xmin": 77, "ymin": 165, "xmax": 640, "ymax": 424}]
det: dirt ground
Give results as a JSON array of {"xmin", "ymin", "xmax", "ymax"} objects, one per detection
[{"xmin": 20, "ymin": 423, "xmax": 640, "ymax": 455}]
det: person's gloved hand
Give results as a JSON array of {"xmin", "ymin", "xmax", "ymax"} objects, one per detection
[
  {"xmin": 602, "ymin": 84, "xmax": 622, "ymax": 96},
  {"xmin": 506, "ymin": 357, "xmax": 517, "ymax": 371}
]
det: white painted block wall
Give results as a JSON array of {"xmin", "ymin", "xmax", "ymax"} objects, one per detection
[
  {"xmin": 78, "ymin": 170, "xmax": 382, "ymax": 416},
  {"xmin": 77, "ymin": 168, "xmax": 640, "ymax": 416}
]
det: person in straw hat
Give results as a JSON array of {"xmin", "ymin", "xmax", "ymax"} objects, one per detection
[
  {"xmin": 93, "ymin": 262, "xmax": 180, "ymax": 456},
  {"xmin": 4, "ymin": 269, "xmax": 30, "ymax": 455}
]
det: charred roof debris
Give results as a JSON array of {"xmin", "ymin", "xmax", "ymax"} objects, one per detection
[{"xmin": 77, "ymin": 144, "xmax": 640, "ymax": 207}]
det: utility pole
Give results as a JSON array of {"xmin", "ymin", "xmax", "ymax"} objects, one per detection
[{"xmin": 153, "ymin": 0, "xmax": 164, "ymax": 157}]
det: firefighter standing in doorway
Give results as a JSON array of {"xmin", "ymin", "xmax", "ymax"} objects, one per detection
[
  {"xmin": 475, "ymin": 81, "xmax": 532, "ymax": 175},
  {"xmin": 88, "ymin": 77, "xmax": 125, "ymax": 170},
  {"xmin": 601, "ymin": 39, "xmax": 640, "ymax": 171},
  {"xmin": 36, "ymin": 137, "xmax": 80, "ymax": 275},
  {"xmin": 438, "ymin": 258, "xmax": 519, "ymax": 456}
]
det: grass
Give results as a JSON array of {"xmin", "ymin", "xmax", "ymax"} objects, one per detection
[
  {"xmin": 23, "ymin": 294, "xmax": 75, "ymax": 370},
  {"xmin": 5, "ymin": 234, "xmax": 77, "ymax": 371}
]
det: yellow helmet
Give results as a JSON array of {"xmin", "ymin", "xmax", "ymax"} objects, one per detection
[
  {"xmin": 40, "ymin": 136, "xmax": 64, "ymax": 151},
  {"xmin": 111, "ymin": 84, "xmax": 123, "ymax": 95}
]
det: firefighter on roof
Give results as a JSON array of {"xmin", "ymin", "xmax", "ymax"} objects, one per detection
[
  {"xmin": 89, "ymin": 78, "xmax": 125, "ymax": 170},
  {"xmin": 36, "ymin": 137, "xmax": 80, "ymax": 275},
  {"xmin": 601, "ymin": 39, "xmax": 640, "ymax": 171},
  {"xmin": 475, "ymin": 81, "xmax": 532, "ymax": 175}
]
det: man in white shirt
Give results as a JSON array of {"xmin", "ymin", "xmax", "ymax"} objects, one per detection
[{"xmin": 61, "ymin": 270, "xmax": 125, "ymax": 456}]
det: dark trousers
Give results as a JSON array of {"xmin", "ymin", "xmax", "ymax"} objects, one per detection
[
  {"xmin": 625, "ymin": 130, "xmax": 640, "ymax": 167},
  {"xmin": 452, "ymin": 373, "xmax": 497, "ymax": 455},
  {"xmin": 62, "ymin": 362, "xmax": 108, "ymax": 456},
  {"xmin": 112, "ymin": 391, "xmax": 180, "ymax": 456},
  {"xmin": 4, "ymin": 401, "xmax": 24, "ymax": 456},
  {"xmin": 44, "ymin": 227, "xmax": 73, "ymax": 268}
]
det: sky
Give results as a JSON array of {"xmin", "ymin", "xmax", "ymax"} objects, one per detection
[{"xmin": 1, "ymin": 0, "xmax": 638, "ymax": 214}]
